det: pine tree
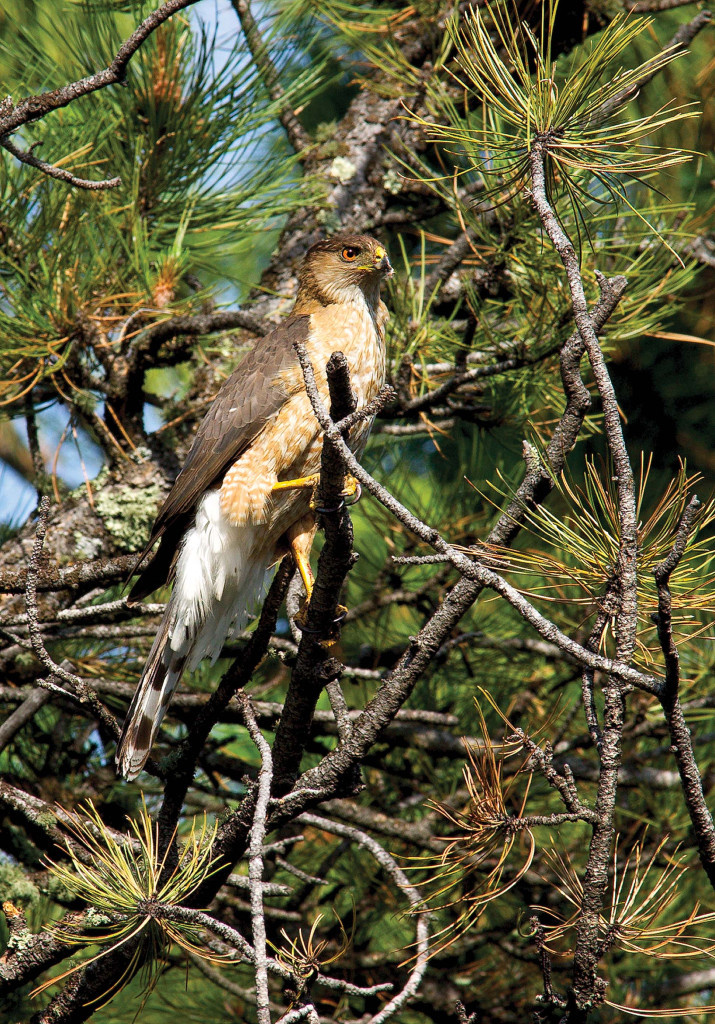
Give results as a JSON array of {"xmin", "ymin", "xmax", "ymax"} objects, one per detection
[{"xmin": 1, "ymin": 2, "xmax": 714, "ymax": 1022}]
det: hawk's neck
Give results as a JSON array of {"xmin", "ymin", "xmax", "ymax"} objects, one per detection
[{"xmin": 293, "ymin": 278, "xmax": 381, "ymax": 317}]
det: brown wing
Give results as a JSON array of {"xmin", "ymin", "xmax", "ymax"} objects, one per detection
[{"xmin": 128, "ymin": 314, "xmax": 310, "ymax": 601}]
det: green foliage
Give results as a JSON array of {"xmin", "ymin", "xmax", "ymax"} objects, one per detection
[
  {"xmin": 0, "ymin": 3, "xmax": 321, "ymax": 411},
  {"xmin": 406, "ymin": 3, "xmax": 697, "ymax": 244},
  {"xmin": 39, "ymin": 800, "xmax": 226, "ymax": 1002},
  {"xmin": 483, "ymin": 456, "xmax": 715, "ymax": 668}
]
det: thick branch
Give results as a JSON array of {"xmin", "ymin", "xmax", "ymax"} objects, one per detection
[
  {"xmin": 0, "ymin": 551, "xmax": 148, "ymax": 595},
  {"xmin": 125, "ymin": 308, "xmax": 271, "ymax": 387},
  {"xmin": 0, "ymin": 912, "xmax": 87, "ymax": 994},
  {"xmin": 271, "ymin": 351, "xmax": 357, "ymax": 794}
]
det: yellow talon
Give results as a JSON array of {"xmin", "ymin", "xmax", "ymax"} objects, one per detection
[
  {"xmin": 309, "ymin": 475, "xmax": 361, "ymax": 512},
  {"xmin": 342, "ymin": 475, "xmax": 359, "ymax": 498}
]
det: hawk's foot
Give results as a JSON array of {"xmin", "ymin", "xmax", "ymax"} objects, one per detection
[
  {"xmin": 295, "ymin": 602, "xmax": 348, "ymax": 646},
  {"xmin": 312, "ymin": 476, "xmax": 362, "ymax": 514},
  {"xmin": 342, "ymin": 476, "xmax": 362, "ymax": 506}
]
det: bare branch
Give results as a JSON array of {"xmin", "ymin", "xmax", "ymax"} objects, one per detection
[
  {"xmin": 0, "ymin": 135, "xmax": 120, "ymax": 190},
  {"xmin": 126, "ymin": 308, "xmax": 272, "ymax": 383},
  {"xmin": 529, "ymin": 141, "xmax": 639, "ymax": 1018},
  {"xmin": 293, "ymin": 341, "xmax": 663, "ymax": 699},
  {"xmin": 652, "ymin": 495, "xmax": 715, "ymax": 888},
  {"xmin": 0, "ymin": 550, "xmax": 149, "ymax": 595},
  {"xmin": 625, "ymin": 0, "xmax": 707, "ymax": 12},
  {"xmin": 238, "ymin": 691, "xmax": 274, "ymax": 1024},
  {"xmin": 0, "ymin": 909, "xmax": 87, "ymax": 994}
]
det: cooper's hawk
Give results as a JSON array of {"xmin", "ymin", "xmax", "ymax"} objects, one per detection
[{"xmin": 116, "ymin": 234, "xmax": 392, "ymax": 780}]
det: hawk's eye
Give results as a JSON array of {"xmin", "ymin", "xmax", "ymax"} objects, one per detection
[{"xmin": 341, "ymin": 247, "xmax": 360, "ymax": 261}]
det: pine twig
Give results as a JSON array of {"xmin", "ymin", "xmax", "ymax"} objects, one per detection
[
  {"xmin": 231, "ymin": 0, "xmax": 309, "ymax": 154},
  {"xmin": 188, "ymin": 951, "xmax": 276, "ymax": 1005},
  {"xmin": 0, "ymin": 135, "xmax": 120, "ymax": 190},
  {"xmin": 153, "ymin": 905, "xmax": 257, "ymax": 963}
]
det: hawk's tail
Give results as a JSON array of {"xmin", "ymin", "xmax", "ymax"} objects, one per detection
[
  {"xmin": 115, "ymin": 611, "xmax": 187, "ymax": 781},
  {"xmin": 116, "ymin": 490, "xmax": 272, "ymax": 781}
]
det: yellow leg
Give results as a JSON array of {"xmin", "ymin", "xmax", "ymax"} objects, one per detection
[
  {"xmin": 272, "ymin": 473, "xmax": 361, "ymax": 506},
  {"xmin": 291, "ymin": 544, "xmax": 314, "ymax": 603},
  {"xmin": 285, "ymin": 516, "xmax": 346, "ymax": 645},
  {"xmin": 272, "ymin": 474, "xmax": 320, "ymax": 493},
  {"xmin": 286, "ymin": 516, "xmax": 316, "ymax": 602}
]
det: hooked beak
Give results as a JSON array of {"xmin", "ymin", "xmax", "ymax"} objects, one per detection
[{"xmin": 373, "ymin": 246, "xmax": 393, "ymax": 278}]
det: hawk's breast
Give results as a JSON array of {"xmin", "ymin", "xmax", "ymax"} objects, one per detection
[{"xmin": 219, "ymin": 297, "xmax": 386, "ymax": 534}]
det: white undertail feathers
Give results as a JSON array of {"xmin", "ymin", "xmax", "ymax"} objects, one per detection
[{"xmin": 116, "ymin": 490, "xmax": 272, "ymax": 780}]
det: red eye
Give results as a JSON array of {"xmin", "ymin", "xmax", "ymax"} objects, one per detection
[{"xmin": 342, "ymin": 247, "xmax": 359, "ymax": 261}]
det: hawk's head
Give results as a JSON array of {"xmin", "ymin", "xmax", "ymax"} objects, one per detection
[{"xmin": 297, "ymin": 234, "xmax": 393, "ymax": 312}]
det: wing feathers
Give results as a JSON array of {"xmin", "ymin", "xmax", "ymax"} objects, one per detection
[{"xmin": 129, "ymin": 313, "xmax": 310, "ymax": 600}]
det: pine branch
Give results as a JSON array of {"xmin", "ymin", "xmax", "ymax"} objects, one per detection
[{"xmin": 0, "ymin": 0, "xmax": 201, "ymax": 187}]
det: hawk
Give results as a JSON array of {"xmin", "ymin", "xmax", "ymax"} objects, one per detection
[{"xmin": 116, "ymin": 234, "xmax": 392, "ymax": 780}]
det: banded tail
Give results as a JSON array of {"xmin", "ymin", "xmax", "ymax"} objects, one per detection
[{"xmin": 116, "ymin": 612, "xmax": 187, "ymax": 780}]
